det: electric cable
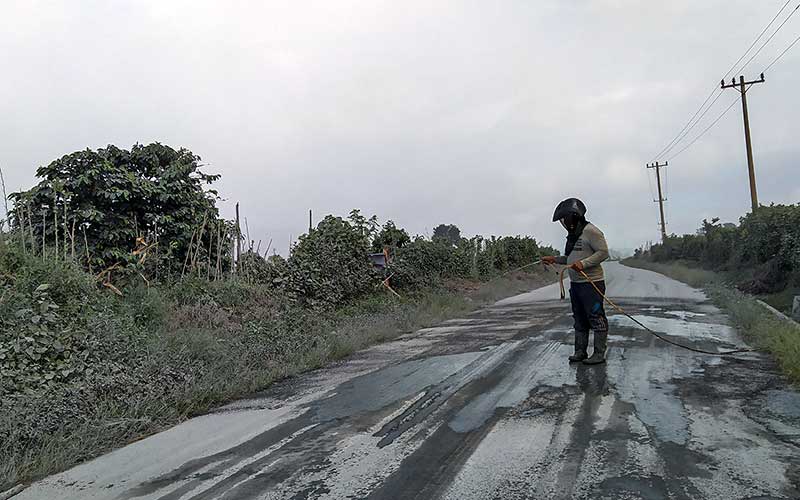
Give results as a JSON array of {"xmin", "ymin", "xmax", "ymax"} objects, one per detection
[
  {"xmin": 763, "ymin": 32, "xmax": 800, "ymax": 71},
  {"xmin": 735, "ymin": 1, "xmax": 800, "ymax": 75},
  {"xmin": 666, "ymin": 97, "xmax": 739, "ymax": 162},
  {"xmin": 650, "ymin": 0, "xmax": 795, "ymax": 163}
]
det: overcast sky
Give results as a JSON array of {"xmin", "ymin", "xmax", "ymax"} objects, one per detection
[{"xmin": 1, "ymin": 0, "xmax": 798, "ymax": 253}]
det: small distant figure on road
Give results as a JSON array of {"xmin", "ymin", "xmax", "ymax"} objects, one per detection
[{"xmin": 542, "ymin": 198, "xmax": 610, "ymax": 365}]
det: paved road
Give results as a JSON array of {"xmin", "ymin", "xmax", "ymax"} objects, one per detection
[{"xmin": 19, "ymin": 263, "xmax": 800, "ymax": 499}]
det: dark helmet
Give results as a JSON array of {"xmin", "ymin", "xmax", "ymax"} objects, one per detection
[
  {"xmin": 552, "ymin": 198, "xmax": 587, "ymax": 222},
  {"xmin": 552, "ymin": 198, "xmax": 587, "ymax": 231}
]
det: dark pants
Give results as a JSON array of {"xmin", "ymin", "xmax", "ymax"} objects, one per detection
[{"xmin": 569, "ymin": 281, "xmax": 609, "ymax": 356}]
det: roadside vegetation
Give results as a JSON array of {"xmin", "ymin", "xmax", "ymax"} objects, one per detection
[
  {"xmin": 625, "ymin": 205, "xmax": 800, "ymax": 385},
  {"xmin": 631, "ymin": 205, "xmax": 800, "ymax": 312},
  {"xmin": 0, "ymin": 143, "xmax": 556, "ymax": 490}
]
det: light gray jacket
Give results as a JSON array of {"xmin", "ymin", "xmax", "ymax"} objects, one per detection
[{"xmin": 554, "ymin": 222, "xmax": 609, "ymax": 283}]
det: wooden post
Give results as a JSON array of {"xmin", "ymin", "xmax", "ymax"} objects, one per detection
[
  {"xmin": 41, "ymin": 209, "xmax": 46, "ymax": 260},
  {"xmin": 53, "ymin": 197, "xmax": 58, "ymax": 260},
  {"xmin": 70, "ymin": 219, "xmax": 76, "ymax": 260},
  {"xmin": 63, "ymin": 203, "xmax": 68, "ymax": 260},
  {"xmin": 207, "ymin": 221, "xmax": 214, "ymax": 280},
  {"xmin": 235, "ymin": 203, "xmax": 241, "ymax": 274},
  {"xmin": 20, "ymin": 209, "xmax": 27, "ymax": 254},
  {"xmin": 82, "ymin": 225, "xmax": 92, "ymax": 273},
  {"xmin": 215, "ymin": 221, "xmax": 222, "ymax": 280},
  {"xmin": 28, "ymin": 203, "xmax": 35, "ymax": 255}
]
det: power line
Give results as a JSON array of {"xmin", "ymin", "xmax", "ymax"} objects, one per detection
[
  {"xmin": 649, "ymin": 0, "xmax": 795, "ymax": 163},
  {"xmin": 666, "ymin": 97, "xmax": 739, "ymax": 162},
  {"xmin": 649, "ymin": 88, "xmax": 719, "ymax": 163},
  {"xmin": 763, "ymin": 32, "xmax": 800, "ymax": 71},
  {"xmin": 736, "ymin": 1, "xmax": 800, "ymax": 74},
  {"xmin": 654, "ymin": 89, "xmax": 725, "ymax": 161},
  {"xmin": 728, "ymin": 0, "xmax": 795, "ymax": 74}
]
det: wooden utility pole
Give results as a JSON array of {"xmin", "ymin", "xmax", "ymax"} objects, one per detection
[
  {"xmin": 647, "ymin": 161, "xmax": 668, "ymax": 241},
  {"xmin": 721, "ymin": 73, "xmax": 765, "ymax": 212},
  {"xmin": 234, "ymin": 202, "xmax": 241, "ymax": 274}
]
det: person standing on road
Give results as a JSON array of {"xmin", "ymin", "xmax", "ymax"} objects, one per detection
[{"xmin": 542, "ymin": 198, "xmax": 610, "ymax": 365}]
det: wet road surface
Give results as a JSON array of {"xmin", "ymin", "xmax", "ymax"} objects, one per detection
[{"xmin": 19, "ymin": 263, "xmax": 800, "ymax": 499}]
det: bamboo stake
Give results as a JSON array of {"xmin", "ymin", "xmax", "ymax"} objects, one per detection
[
  {"xmin": 28, "ymin": 203, "xmax": 35, "ymax": 255},
  {"xmin": 264, "ymin": 238, "xmax": 272, "ymax": 258},
  {"xmin": 216, "ymin": 222, "xmax": 223, "ymax": 280},
  {"xmin": 63, "ymin": 203, "xmax": 68, "ymax": 260},
  {"xmin": 231, "ymin": 236, "xmax": 236, "ymax": 279},
  {"xmin": 191, "ymin": 211, "xmax": 209, "ymax": 274},
  {"xmin": 19, "ymin": 208, "xmax": 27, "ymax": 254},
  {"xmin": 82, "ymin": 225, "xmax": 92, "ymax": 273},
  {"xmin": 154, "ymin": 220, "xmax": 159, "ymax": 282},
  {"xmin": 0, "ymin": 166, "xmax": 8, "ymax": 220},
  {"xmin": 207, "ymin": 221, "xmax": 214, "ymax": 280},
  {"xmin": 234, "ymin": 203, "xmax": 241, "ymax": 275},
  {"xmin": 70, "ymin": 219, "xmax": 76, "ymax": 260},
  {"xmin": 53, "ymin": 195, "xmax": 58, "ymax": 260},
  {"xmin": 42, "ymin": 210, "xmax": 46, "ymax": 261},
  {"xmin": 181, "ymin": 229, "xmax": 196, "ymax": 279}
]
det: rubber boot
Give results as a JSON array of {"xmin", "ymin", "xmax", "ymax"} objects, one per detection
[
  {"xmin": 569, "ymin": 330, "xmax": 589, "ymax": 362},
  {"xmin": 583, "ymin": 330, "xmax": 607, "ymax": 365}
]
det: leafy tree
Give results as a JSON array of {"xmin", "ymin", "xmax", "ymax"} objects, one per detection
[
  {"xmin": 347, "ymin": 209, "xmax": 379, "ymax": 240},
  {"xmin": 371, "ymin": 220, "xmax": 411, "ymax": 253},
  {"xmin": 10, "ymin": 143, "xmax": 228, "ymax": 278},
  {"xmin": 432, "ymin": 224, "xmax": 461, "ymax": 246}
]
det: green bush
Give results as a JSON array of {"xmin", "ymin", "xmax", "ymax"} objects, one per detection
[
  {"xmin": 284, "ymin": 215, "xmax": 377, "ymax": 308},
  {"xmin": 0, "ymin": 247, "xmax": 108, "ymax": 396},
  {"xmin": 390, "ymin": 239, "xmax": 462, "ymax": 288},
  {"xmin": 372, "ymin": 220, "xmax": 410, "ymax": 252},
  {"xmin": 389, "ymin": 234, "xmax": 544, "ymax": 288},
  {"xmin": 641, "ymin": 204, "xmax": 800, "ymax": 293}
]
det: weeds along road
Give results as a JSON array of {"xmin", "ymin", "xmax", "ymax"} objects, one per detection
[{"xmin": 18, "ymin": 263, "xmax": 800, "ymax": 500}]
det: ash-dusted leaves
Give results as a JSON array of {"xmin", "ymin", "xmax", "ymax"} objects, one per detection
[
  {"xmin": 8, "ymin": 143, "xmax": 231, "ymax": 279},
  {"xmin": 0, "ymin": 283, "xmax": 99, "ymax": 395}
]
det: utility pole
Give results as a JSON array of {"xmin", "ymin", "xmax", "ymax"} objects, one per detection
[
  {"xmin": 721, "ymin": 73, "xmax": 765, "ymax": 212},
  {"xmin": 647, "ymin": 161, "xmax": 668, "ymax": 241}
]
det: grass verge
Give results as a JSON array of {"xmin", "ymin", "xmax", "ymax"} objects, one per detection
[
  {"xmin": 624, "ymin": 258, "xmax": 800, "ymax": 385},
  {"xmin": 0, "ymin": 268, "xmax": 552, "ymax": 491}
]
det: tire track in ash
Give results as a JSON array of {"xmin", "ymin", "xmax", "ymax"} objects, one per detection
[
  {"xmin": 115, "ymin": 309, "xmax": 562, "ymax": 500},
  {"xmin": 365, "ymin": 339, "xmax": 563, "ymax": 500}
]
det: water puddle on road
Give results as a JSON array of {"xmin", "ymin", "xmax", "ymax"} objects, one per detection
[
  {"xmin": 608, "ymin": 314, "xmax": 738, "ymax": 344},
  {"xmin": 664, "ymin": 310, "xmax": 706, "ymax": 320}
]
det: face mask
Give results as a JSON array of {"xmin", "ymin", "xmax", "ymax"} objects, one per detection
[{"xmin": 560, "ymin": 215, "xmax": 579, "ymax": 231}]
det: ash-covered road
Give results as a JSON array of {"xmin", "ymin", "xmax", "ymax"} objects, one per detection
[{"xmin": 20, "ymin": 263, "xmax": 800, "ymax": 499}]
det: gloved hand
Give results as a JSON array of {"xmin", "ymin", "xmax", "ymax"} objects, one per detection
[
  {"xmin": 541, "ymin": 255, "xmax": 557, "ymax": 265},
  {"xmin": 570, "ymin": 260, "xmax": 584, "ymax": 271}
]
